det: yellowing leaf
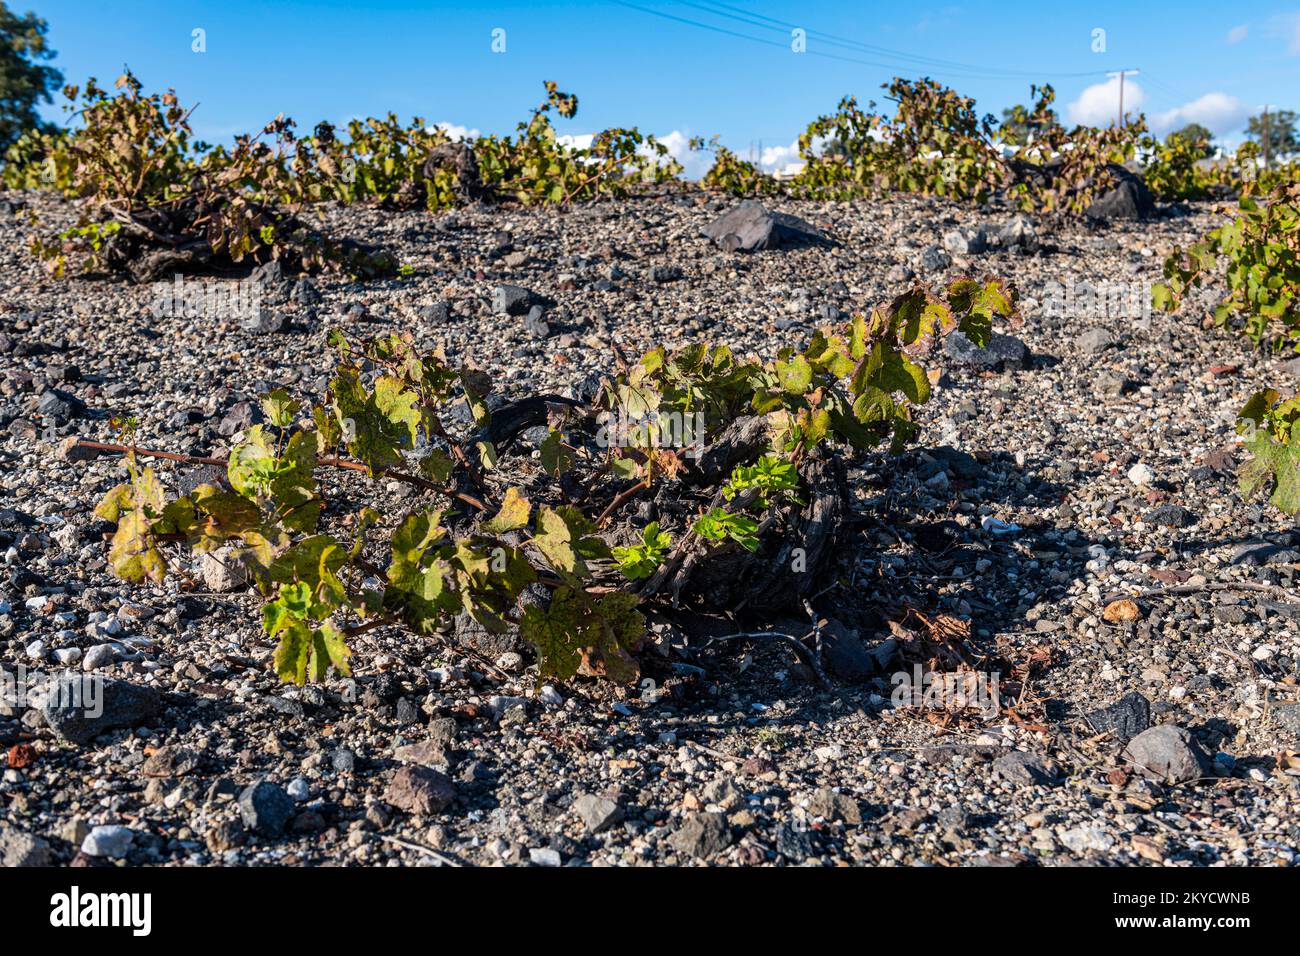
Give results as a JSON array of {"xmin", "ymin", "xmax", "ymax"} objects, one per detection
[{"xmin": 484, "ymin": 486, "xmax": 531, "ymax": 533}]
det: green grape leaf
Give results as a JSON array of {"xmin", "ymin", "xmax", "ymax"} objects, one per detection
[
  {"xmin": 611, "ymin": 521, "xmax": 671, "ymax": 580},
  {"xmin": 261, "ymin": 388, "xmax": 301, "ymax": 428},
  {"xmin": 539, "ymin": 429, "xmax": 574, "ymax": 478},
  {"xmin": 94, "ymin": 483, "xmax": 132, "ymax": 523},
  {"xmin": 310, "ymin": 622, "xmax": 352, "ymax": 681},
  {"xmin": 519, "ymin": 595, "xmax": 584, "ymax": 681},
  {"xmin": 418, "ymin": 448, "xmax": 455, "ymax": 483},
  {"xmin": 879, "ymin": 351, "xmax": 931, "ymax": 404},
  {"xmin": 1239, "ymin": 430, "xmax": 1300, "ymax": 515},
  {"xmin": 227, "ymin": 425, "xmax": 279, "ymax": 497},
  {"xmin": 272, "ymin": 619, "xmax": 312, "ymax": 685},
  {"xmin": 519, "ymin": 586, "xmax": 644, "ymax": 682},
  {"xmin": 190, "ymin": 485, "xmax": 263, "ymax": 551},
  {"xmin": 1151, "ymin": 282, "xmax": 1177, "ymax": 313},
  {"xmin": 97, "ymin": 464, "xmax": 169, "ymax": 585},
  {"xmin": 533, "ymin": 505, "xmax": 609, "ymax": 577},
  {"xmin": 107, "ymin": 509, "xmax": 167, "ymax": 584},
  {"xmin": 775, "ymin": 354, "xmax": 813, "ymax": 395},
  {"xmin": 332, "ymin": 367, "xmax": 421, "ymax": 475}
]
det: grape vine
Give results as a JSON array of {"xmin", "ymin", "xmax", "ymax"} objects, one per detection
[{"xmin": 85, "ymin": 278, "xmax": 1017, "ymax": 686}]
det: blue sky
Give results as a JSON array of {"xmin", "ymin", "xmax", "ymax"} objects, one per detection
[{"xmin": 26, "ymin": 0, "xmax": 1300, "ymax": 173}]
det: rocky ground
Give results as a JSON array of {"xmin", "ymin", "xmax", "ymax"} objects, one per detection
[{"xmin": 1, "ymin": 187, "xmax": 1299, "ymax": 868}]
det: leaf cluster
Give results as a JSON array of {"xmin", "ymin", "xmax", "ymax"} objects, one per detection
[{"xmin": 89, "ymin": 268, "xmax": 1014, "ymax": 687}]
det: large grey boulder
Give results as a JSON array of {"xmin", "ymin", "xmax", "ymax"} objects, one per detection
[
  {"xmin": 700, "ymin": 200, "xmax": 826, "ymax": 252},
  {"xmin": 1086, "ymin": 164, "xmax": 1155, "ymax": 220}
]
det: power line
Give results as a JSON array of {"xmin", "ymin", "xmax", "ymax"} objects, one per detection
[
  {"xmin": 1138, "ymin": 71, "xmax": 1197, "ymax": 110},
  {"xmin": 650, "ymin": 0, "xmax": 1112, "ymax": 80},
  {"xmin": 611, "ymin": 0, "xmax": 1097, "ymax": 80},
  {"xmin": 608, "ymin": 0, "xmax": 968, "ymax": 74},
  {"xmin": 612, "ymin": 0, "xmax": 1238, "ymax": 124},
  {"xmin": 611, "ymin": 0, "xmax": 789, "ymax": 55}
]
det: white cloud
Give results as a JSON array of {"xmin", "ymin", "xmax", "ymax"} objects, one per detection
[
  {"xmin": 1226, "ymin": 24, "xmax": 1249, "ymax": 44},
  {"xmin": 760, "ymin": 139, "xmax": 805, "ymax": 176},
  {"xmin": 652, "ymin": 130, "xmax": 713, "ymax": 180},
  {"xmin": 549, "ymin": 129, "xmax": 714, "ymax": 178},
  {"xmin": 1066, "ymin": 77, "xmax": 1146, "ymax": 127},
  {"xmin": 557, "ymin": 132, "xmax": 594, "ymax": 151},
  {"xmin": 643, "ymin": 131, "xmax": 810, "ymax": 180},
  {"xmin": 431, "ymin": 121, "xmax": 480, "ymax": 141},
  {"xmin": 1150, "ymin": 92, "xmax": 1251, "ymax": 137}
]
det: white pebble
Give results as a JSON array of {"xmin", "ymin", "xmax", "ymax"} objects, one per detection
[
  {"xmin": 81, "ymin": 825, "xmax": 135, "ymax": 859},
  {"xmin": 52, "ymin": 647, "xmax": 82, "ymax": 665},
  {"xmin": 1126, "ymin": 463, "xmax": 1153, "ymax": 486}
]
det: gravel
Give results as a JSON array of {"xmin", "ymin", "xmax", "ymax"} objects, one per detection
[{"xmin": 1, "ymin": 187, "xmax": 1298, "ymax": 866}]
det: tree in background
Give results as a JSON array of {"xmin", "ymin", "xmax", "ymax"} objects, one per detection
[
  {"xmin": 1246, "ymin": 109, "xmax": 1298, "ymax": 159},
  {"xmin": 1167, "ymin": 123, "xmax": 1213, "ymax": 157},
  {"xmin": 0, "ymin": 4, "xmax": 61, "ymax": 151}
]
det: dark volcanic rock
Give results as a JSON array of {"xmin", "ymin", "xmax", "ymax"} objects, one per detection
[
  {"xmin": 700, "ymin": 200, "xmax": 826, "ymax": 252},
  {"xmin": 240, "ymin": 307, "xmax": 290, "ymax": 334},
  {"xmin": 820, "ymin": 619, "xmax": 874, "ymax": 682},
  {"xmin": 453, "ymin": 611, "xmax": 525, "ymax": 659},
  {"xmin": 238, "ymin": 780, "xmax": 295, "ymax": 837},
  {"xmin": 1084, "ymin": 691, "xmax": 1151, "ymax": 744},
  {"xmin": 493, "ymin": 284, "xmax": 534, "ymax": 315},
  {"xmin": 668, "ymin": 812, "xmax": 732, "ymax": 858},
  {"xmin": 35, "ymin": 388, "xmax": 86, "ymax": 423},
  {"xmin": 1230, "ymin": 541, "xmax": 1297, "ymax": 566},
  {"xmin": 807, "ymin": 787, "xmax": 863, "ymax": 824},
  {"xmin": 41, "ymin": 675, "xmax": 161, "ymax": 745},
  {"xmin": 920, "ymin": 243, "xmax": 952, "ymax": 274},
  {"xmin": 1123, "ymin": 724, "xmax": 1210, "ymax": 784},
  {"xmin": 1085, "ymin": 164, "xmax": 1156, "ymax": 220},
  {"xmin": 452, "ymin": 583, "xmax": 546, "ymax": 658},
  {"xmin": 993, "ymin": 751, "xmax": 1060, "ymax": 787},
  {"xmin": 1147, "ymin": 504, "xmax": 1195, "ymax": 528},
  {"xmin": 944, "ymin": 330, "xmax": 1029, "ymax": 371},
  {"xmin": 216, "ymin": 399, "xmax": 263, "ymax": 438}
]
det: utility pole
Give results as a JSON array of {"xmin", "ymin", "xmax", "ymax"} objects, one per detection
[
  {"xmin": 1263, "ymin": 105, "xmax": 1272, "ymax": 170},
  {"xmin": 1107, "ymin": 70, "xmax": 1140, "ymax": 128}
]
